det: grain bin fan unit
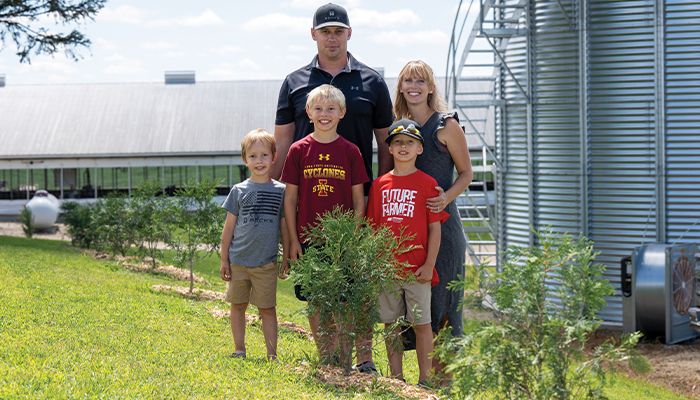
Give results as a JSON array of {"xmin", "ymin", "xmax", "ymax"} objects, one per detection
[{"xmin": 622, "ymin": 244, "xmax": 700, "ymax": 344}]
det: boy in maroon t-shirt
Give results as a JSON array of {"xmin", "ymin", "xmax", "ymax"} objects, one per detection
[
  {"xmin": 366, "ymin": 119, "xmax": 448, "ymax": 385},
  {"xmin": 281, "ymin": 84, "xmax": 368, "ymax": 361}
]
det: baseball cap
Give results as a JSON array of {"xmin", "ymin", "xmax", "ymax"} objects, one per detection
[
  {"xmin": 313, "ymin": 3, "xmax": 350, "ymax": 29},
  {"xmin": 386, "ymin": 119, "xmax": 424, "ymax": 144}
]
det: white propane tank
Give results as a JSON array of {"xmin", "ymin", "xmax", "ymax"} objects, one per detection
[{"xmin": 25, "ymin": 190, "xmax": 60, "ymax": 230}]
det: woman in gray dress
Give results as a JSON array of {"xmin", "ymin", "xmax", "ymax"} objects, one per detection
[{"xmin": 394, "ymin": 60, "xmax": 473, "ymax": 340}]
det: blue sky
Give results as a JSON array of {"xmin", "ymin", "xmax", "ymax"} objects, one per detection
[{"xmin": 0, "ymin": 1, "xmax": 458, "ymax": 84}]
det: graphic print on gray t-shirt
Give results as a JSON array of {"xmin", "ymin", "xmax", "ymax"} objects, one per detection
[{"xmin": 221, "ymin": 179, "xmax": 285, "ymax": 267}]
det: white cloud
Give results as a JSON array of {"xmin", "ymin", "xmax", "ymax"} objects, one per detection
[
  {"xmin": 207, "ymin": 58, "xmax": 265, "ymax": 80},
  {"xmin": 17, "ymin": 58, "xmax": 76, "ymax": 75},
  {"xmin": 284, "ymin": 54, "xmax": 304, "ymax": 64},
  {"xmin": 242, "ymin": 13, "xmax": 308, "ymax": 33},
  {"xmin": 239, "ymin": 58, "xmax": 261, "ymax": 71},
  {"xmin": 140, "ymin": 41, "xmax": 177, "ymax": 50},
  {"xmin": 209, "ymin": 45, "xmax": 243, "ymax": 56},
  {"xmin": 164, "ymin": 51, "xmax": 187, "ymax": 58},
  {"xmin": 207, "ymin": 63, "xmax": 237, "ymax": 80},
  {"xmin": 97, "ymin": 6, "xmax": 223, "ymax": 28},
  {"xmin": 93, "ymin": 38, "xmax": 118, "ymax": 51},
  {"xmin": 97, "ymin": 5, "xmax": 145, "ymax": 24},
  {"xmin": 371, "ymin": 30, "xmax": 449, "ymax": 46},
  {"xmin": 286, "ymin": 0, "xmax": 362, "ymax": 10},
  {"xmin": 286, "ymin": 44, "xmax": 310, "ymax": 53},
  {"xmin": 350, "ymin": 9, "xmax": 420, "ymax": 27},
  {"xmin": 148, "ymin": 9, "xmax": 224, "ymax": 28},
  {"xmin": 103, "ymin": 54, "xmax": 146, "ymax": 76},
  {"xmin": 4, "ymin": 57, "xmax": 77, "ymax": 84}
]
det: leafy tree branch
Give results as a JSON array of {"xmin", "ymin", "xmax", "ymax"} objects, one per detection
[{"xmin": 0, "ymin": 0, "xmax": 106, "ymax": 63}]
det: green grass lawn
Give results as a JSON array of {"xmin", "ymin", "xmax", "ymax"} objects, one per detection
[
  {"xmin": 0, "ymin": 237, "xmax": 403, "ymax": 399},
  {"xmin": 0, "ymin": 236, "xmax": 688, "ymax": 399}
]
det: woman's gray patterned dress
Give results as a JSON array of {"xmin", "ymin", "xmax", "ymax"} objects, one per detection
[{"xmin": 415, "ymin": 111, "xmax": 467, "ymax": 337}]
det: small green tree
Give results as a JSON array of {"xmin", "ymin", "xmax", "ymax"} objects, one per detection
[
  {"xmin": 165, "ymin": 181, "xmax": 223, "ymax": 293},
  {"xmin": 92, "ymin": 195, "xmax": 135, "ymax": 256},
  {"xmin": 131, "ymin": 181, "xmax": 170, "ymax": 269},
  {"xmin": 435, "ymin": 229, "xmax": 646, "ymax": 400},
  {"xmin": 61, "ymin": 201, "xmax": 99, "ymax": 248},
  {"xmin": 291, "ymin": 207, "xmax": 406, "ymax": 373},
  {"xmin": 19, "ymin": 206, "xmax": 33, "ymax": 238}
]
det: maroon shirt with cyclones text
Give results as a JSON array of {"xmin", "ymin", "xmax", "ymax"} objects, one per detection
[{"xmin": 281, "ymin": 135, "xmax": 369, "ymax": 240}]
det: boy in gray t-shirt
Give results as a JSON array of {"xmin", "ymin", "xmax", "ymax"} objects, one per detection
[{"xmin": 220, "ymin": 129, "xmax": 288, "ymax": 360}]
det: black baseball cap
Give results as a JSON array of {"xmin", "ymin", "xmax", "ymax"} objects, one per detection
[
  {"xmin": 313, "ymin": 3, "xmax": 350, "ymax": 29},
  {"xmin": 386, "ymin": 119, "xmax": 424, "ymax": 144}
]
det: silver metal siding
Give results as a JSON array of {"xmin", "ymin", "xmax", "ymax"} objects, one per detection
[
  {"xmin": 494, "ymin": 0, "xmax": 700, "ymax": 325},
  {"xmin": 665, "ymin": 0, "xmax": 700, "ymax": 244},
  {"xmin": 532, "ymin": 0, "xmax": 583, "ymax": 236},
  {"xmin": 587, "ymin": 0, "xmax": 658, "ymax": 324},
  {"xmin": 500, "ymin": 30, "xmax": 532, "ymax": 252}
]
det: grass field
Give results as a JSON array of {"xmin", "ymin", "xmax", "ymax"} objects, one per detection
[{"xmin": 0, "ymin": 236, "xmax": 688, "ymax": 399}]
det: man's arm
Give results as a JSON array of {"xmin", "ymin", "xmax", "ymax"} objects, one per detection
[
  {"xmin": 272, "ymin": 123, "xmax": 295, "ymax": 180},
  {"xmin": 374, "ymin": 127, "xmax": 393, "ymax": 175}
]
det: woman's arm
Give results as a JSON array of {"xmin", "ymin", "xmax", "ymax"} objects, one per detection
[
  {"xmin": 427, "ymin": 117, "xmax": 473, "ymax": 213},
  {"xmin": 440, "ymin": 117, "xmax": 473, "ymax": 204}
]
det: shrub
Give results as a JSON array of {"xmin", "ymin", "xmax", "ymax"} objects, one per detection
[
  {"xmin": 91, "ymin": 195, "xmax": 136, "ymax": 256},
  {"xmin": 132, "ymin": 181, "xmax": 170, "ymax": 268},
  {"xmin": 61, "ymin": 202, "xmax": 99, "ymax": 248},
  {"xmin": 19, "ymin": 207, "xmax": 33, "ymax": 238},
  {"xmin": 291, "ymin": 207, "xmax": 405, "ymax": 373},
  {"xmin": 435, "ymin": 229, "xmax": 645, "ymax": 400},
  {"xmin": 165, "ymin": 181, "xmax": 224, "ymax": 293}
]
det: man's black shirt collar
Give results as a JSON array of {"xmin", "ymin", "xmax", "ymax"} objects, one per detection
[{"xmin": 307, "ymin": 52, "xmax": 361, "ymax": 74}]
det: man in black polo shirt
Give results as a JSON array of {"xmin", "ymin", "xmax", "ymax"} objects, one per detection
[
  {"xmin": 272, "ymin": 3, "xmax": 393, "ymax": 374},
  {"xmin": 271, "ymin": 2, "xmax": 393, "ymax": 191}
]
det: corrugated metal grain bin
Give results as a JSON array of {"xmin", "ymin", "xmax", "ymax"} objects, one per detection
[{"xmin": 495, "ymin": 0, "xmax": 700, "ymax": 325}]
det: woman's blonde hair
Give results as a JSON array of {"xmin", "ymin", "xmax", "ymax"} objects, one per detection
[
  {"xmin": 306, "ymin": 84, "xmax": 346, "ymax": 111},
  {"xmin": 241, "ymin": 128, "xmax": 276, "ymax": 160},
  {"xmin": 394, "ymin": 60, "xmax": 447, "ymax": 119}
]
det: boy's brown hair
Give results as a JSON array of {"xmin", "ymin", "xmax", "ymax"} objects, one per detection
[{"xmin": 240, "ymin": 128, "xmax": 276, "ymax": 160}]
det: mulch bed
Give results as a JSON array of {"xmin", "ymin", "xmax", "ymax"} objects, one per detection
[
  {"xmin": 628, "ymin": 338, "xmax": 700, "ymax": 398},
  {"xmin": 84, "ymin": 250, "xmax": 209, "ymax": 284},
  {"xmin": 294, "ymin": 364, "xmax": 439, "ymax": 400},
  {"xmin": 122, "ymin": 262, "xmax": 208, "ymax": 283},
  {"xmin": 588, "ymin": 329, "xmax": 700, "ymax": 399},
  {"xmin": 151, "ymin": 284, "xmax": 225, "ymax": 301}
]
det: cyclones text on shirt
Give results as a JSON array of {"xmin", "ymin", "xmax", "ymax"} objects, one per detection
[{"xmin": 304, "ymin": 157, "xmax": 347, "ymax": 197}]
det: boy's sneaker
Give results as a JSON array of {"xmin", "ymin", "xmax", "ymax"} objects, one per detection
[
  {"xmin": 229, "ymin": 352, "xmax": 246, "ymax": 359},
  {"xmin": 353, "ymin": 360, "xmax": 378, "ymax": 375}
]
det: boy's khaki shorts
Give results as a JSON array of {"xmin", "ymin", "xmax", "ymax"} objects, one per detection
[
  {"xmin": 226, "ymin": 262, "xmax": 277, "ymax": 309},
  {"xmin": 379, "ymin": 281, "xmax": 431, "ymax": 325}
]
